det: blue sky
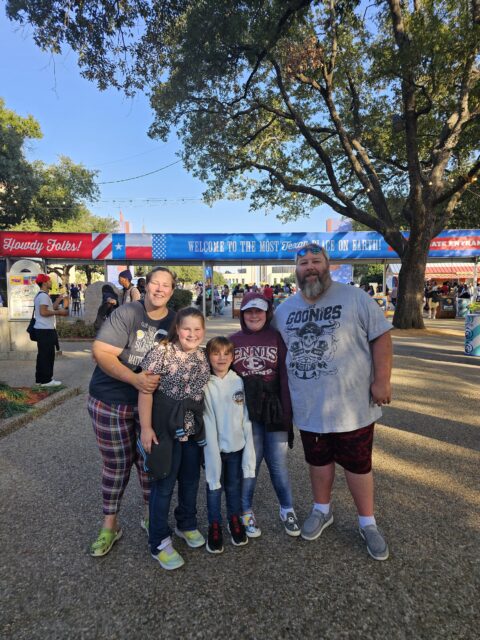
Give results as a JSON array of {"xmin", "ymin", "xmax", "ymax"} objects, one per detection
[{"xmin": 1, "ymin": 18, "xmax": 334, "ymax": 235}]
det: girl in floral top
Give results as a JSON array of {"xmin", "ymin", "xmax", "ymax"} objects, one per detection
[{"xmin": 138, "ymin": 307, "xmax": 210, "ymax": 571}]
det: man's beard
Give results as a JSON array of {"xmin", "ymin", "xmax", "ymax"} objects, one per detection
[{"xmin": 296, "ymin": 270, "xmax": 332, "ymax": 299}]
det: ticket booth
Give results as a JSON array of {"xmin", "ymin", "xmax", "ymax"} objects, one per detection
[{"xmin": 232, "ymin": 294, "xmax": 243, "ymax": 319}]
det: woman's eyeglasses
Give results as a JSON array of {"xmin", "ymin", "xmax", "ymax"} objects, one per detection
[{"xmin": 296, "ymin": 245, "xmax": 323, "ymax": 257}]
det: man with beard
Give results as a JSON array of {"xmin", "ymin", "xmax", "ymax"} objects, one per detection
[{"xmin": 272, "ymin": 244, "xmax": 392, "ymax": 561}]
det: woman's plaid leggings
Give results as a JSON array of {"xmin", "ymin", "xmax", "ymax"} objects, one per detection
[{"xmin": 88, "ymin": 395, "xmax": 150, "ymax": 515}]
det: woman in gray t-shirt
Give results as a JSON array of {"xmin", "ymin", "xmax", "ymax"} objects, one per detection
[{"xmin": 87, "ymin": 267, "xmax": 176, "ymax": 558}]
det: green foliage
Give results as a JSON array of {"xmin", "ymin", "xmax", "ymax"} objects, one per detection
[
  {"xmin": 168, "ymin": 288, "xmax": 193, "ymax": 311},
  {"xmin": 0, "ymin": 97, "xmax": 42, "ymax": 227},
  {"xmin": 0, "ymin": 99, "xmax": 100, "ymax": 229},
  {"xmin": 0, "ymin": 381, "xmax": 64, "ymax": 419},
  {"xmin": 0, "ymin": 382, "xmax": 25, "ymax": 399},
  {"xmin": 354, "ymin": 264, "xmax": 384, "ymax": 287},
  {"xmin": 168, "ymin": 265, "xmax": 203, "ymax": 284},
  {"xmin": 446, "ymin": 183, "xmax": 480, "ymax": 229},
  {"xmin": 76, "ymin": 264, "xmax": 105, "ymax": 286},
  {"xmin": 165, "ymin": 266, "xmax": 225, "ymax": 286},
  {"xmin": 56, "ymin": 319, "xmax": 96, "ymax": 338},
  {"xmin": 213, "ymin": 271, "xmax": 226, "ymax": 286},
  {"xmin": 12, "ymin": 204, "xmax": 118, "ymax": 233}
]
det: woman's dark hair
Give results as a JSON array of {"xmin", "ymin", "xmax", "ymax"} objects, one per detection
[
  {"xmin": 146, "ymin": 266, "xmax": 176, "ymax": 288},
  {"xmin": 102, "ymin": 284, "xmax": 116, "ymax": 296},
  {"xmin": 165, "ymin": 306, "xmax": 205, "ymax": 344}
]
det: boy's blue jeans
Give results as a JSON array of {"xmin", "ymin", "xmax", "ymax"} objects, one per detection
[
  {"xmin": 241, "ymin": 421, "xmax": 293, "ymax": 512},
  {"xmin": 206, "ymin": 449, "xmax": 243, "ymax": 524},
  {"xmin": 149, "ymin": 438, "xmax": 202, "ymax": 554}
]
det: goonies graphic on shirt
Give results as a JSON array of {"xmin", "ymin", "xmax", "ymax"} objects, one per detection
[{"xmin": 284, "ymin": 313, "xmax": 340, "ymax": 380}]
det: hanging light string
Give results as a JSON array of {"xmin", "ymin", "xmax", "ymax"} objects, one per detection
[{"xmin": 97, "ymin": 159, "xmax": 182, "ymax": 184}]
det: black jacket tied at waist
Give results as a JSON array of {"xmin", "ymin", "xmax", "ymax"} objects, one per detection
[
  {"xmin": 145, "ymin": 390, "xmax": 206, "ymax": 480},
  {"xmin": 243, "ymin": 376, "xmax": 285, "ymax": 431}
]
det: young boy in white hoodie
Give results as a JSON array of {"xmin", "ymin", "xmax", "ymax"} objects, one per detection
[{"xmin": 203, "ymin": 337, "xmax": 256, "ymax": 554}]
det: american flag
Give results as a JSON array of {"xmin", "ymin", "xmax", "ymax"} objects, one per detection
[
  {"xmin": 112, "ymin": 234, "xmax": 153, "ymax": 260},
  {"xmin": 152, "ymin": 234, "xmax": 168, "ymax": 260}
]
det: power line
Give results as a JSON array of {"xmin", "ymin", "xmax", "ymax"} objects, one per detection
[
  {"xmin": 97, "ymin": 159, "xmax": 182, "ymax": 184},
  {"xmin": 94, "ymin": 147, "xmax": 161, "ymax": 168}
]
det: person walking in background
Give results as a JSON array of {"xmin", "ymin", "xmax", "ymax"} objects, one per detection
[
  {"xmin": 390, "ymin": 283, "xmax": 398, "ymax": 308},
  {"xmin": 33, "ymin": 273, "xmax": 69, "ymax": 387},
  {"xmin": 203, "ymin": 337, "xmax": 255, "ymax": 554},
  {"xmin": 262, "ymin": 282, "xmax": 274, "ymax": 301},
  {"xmin": 273, "ymin": 244, "xmax": 392, "ymax": 561},
  {"xmin": 230, "ymin": 292, "xmax": 300, "ymax": 539},
  {"xmin": 137, "ymin": 277, "xmax": 146, "ymax": 299},
  {"xmin": 118, "ymin": 269, "xmax": 141, "ymax": 304},
  {"xmin": 88, "ymin": 267, "xmax": 176, "ymax": 558},
  {"xmin": 426, "ymin": 283, "xmax": 440, "ymax": 319},
  {"xmin": 138, "ymin": 307, "xmax": 210, "ymax": 571},
  {"xmin": 222, "ymin": 284, "xmax": 230, "ymax": 306},
  {"xmin": 93, "ymin": 284, "xmax": 119, "ymax": 334}
]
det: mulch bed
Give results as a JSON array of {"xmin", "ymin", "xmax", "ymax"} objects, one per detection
[{"xmin": 0, "ymin": 385, "xmax": 63, "ymax": 420}]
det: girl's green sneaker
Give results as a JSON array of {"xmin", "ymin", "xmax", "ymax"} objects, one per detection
[
  {"xmin": 89, "ymin": 527, "xmax": 123, "ymax": 557},
  {"xmin": 151, "ymin": 547, "xmax": 185, "ymax": 571}
]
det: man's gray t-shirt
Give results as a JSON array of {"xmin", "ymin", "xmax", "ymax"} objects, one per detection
[
  {"xmin": 272, "ymin": 282, "xmax": 392, "ymax": 434},
  {"xmin": 89, "ymin": 301, "xmax": 175, "ymax": 405}
]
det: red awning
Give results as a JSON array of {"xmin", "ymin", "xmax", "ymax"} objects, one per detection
[{"xmin": 389, "ymin": 263, "xmax": 478, "ymax": 279}]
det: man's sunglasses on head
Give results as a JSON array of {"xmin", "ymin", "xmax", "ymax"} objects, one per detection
[{"xmin": 296, "ymin": 244, "xmax": 324, "ymax": 257}]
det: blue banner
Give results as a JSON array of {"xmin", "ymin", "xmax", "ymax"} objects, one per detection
[{"xmin": 150, "ymin": 230, "xmax": 480, "ymax": 261}]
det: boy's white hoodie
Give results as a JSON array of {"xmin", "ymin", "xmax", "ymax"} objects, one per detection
[{"xmin": 203, "ymin": 369, "xmax": 256, "ymax": 490}]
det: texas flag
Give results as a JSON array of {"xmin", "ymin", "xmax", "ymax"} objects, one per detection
[{"xmin": 111, "ymin": 234, "xmax": 153, "ymax": 260}]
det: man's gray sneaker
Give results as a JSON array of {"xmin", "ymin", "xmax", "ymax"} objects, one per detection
[
  {"xmin": 281, "ymin": 510, "xmax": 301, "ymax": 537},
  {"xmin": 300, "ymin": 507, "xmax": 333, "ymax": 541},
  {"xmin": 359, "ymin": 525, "xmax": 389, "ymax": 561}
]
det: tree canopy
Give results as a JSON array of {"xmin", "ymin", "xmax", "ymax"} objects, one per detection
[
  {"xmin": 0, "ymin": 98, "xmax": 100, "ymax": 229},
  {"xmin": 6, "ymin": 1, "xmax": 480, "ymax": 327},
  {"xmin": 0, "ymin": 97, "xmax": 41, "ymax": 226},
  {"xmin": 11, "ymin": 204, "xmax": 117, "ymax": 233}
]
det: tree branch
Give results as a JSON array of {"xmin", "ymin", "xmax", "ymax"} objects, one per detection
[
  {"xmin": 228, "ymin": 160, "xmax": 388, "ymax": 233},
  {"xmin": 433, "ymin": 156, "xmax": 480, "ymax": 206},
  {"xmin": 241, "ymin": 116, "xmax": 277, "ymax": 148},
  {"xmin": 227, "ymin": 0, "xmax": 312, "ymax": 106},
  {"xmin": 431, "ymin": 52, "xmax": 479, "ymax": 178}
]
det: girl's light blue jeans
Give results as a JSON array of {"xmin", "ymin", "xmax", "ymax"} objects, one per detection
[{"xmin": 241, "ymin": 421, "xmax": 293, "ymax": 512}]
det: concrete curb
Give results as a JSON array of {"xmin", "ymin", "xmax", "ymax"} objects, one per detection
[{"xmin": 0, "ymin": 386, "xmax": 81, "ymax": 440}]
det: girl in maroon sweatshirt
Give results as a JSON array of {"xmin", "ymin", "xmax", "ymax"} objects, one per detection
[{"xmin": 230, "ymin": 291, "xmax": 300, "ymax": 538}]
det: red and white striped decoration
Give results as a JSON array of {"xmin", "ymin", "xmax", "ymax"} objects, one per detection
[{"xmin": 92, "ymin": 233, "xmax": 113, "ymax": 260}]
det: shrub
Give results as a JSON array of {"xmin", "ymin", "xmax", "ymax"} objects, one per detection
[
  {"xmin": 57, "ymin": 319, "xmax": 96, "ymax": 339},
  {"xmin": 168, "ymin": 288, "xmax": 193, "ymax": 311}
]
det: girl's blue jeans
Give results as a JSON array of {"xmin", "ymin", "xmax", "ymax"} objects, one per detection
[
  {"xmin": 149, "ymin": 438, "xmax": 202, "ymax": 554},
  {"xmin": 206, "ymin": 449, "xmax": 243, "ymax": 524},
  {"xmin": 241, "ymin": 421, "xmax": 293, "ymax": 512}
]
